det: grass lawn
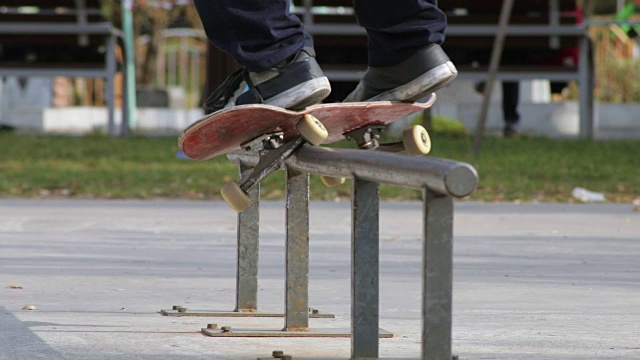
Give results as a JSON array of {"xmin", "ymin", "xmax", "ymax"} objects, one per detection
[{"xmin": 0, "ymin": 131, "xmax": 639, "ymax": 203}]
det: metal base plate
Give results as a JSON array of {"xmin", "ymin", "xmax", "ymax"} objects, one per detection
[
  {"xmin": 160, "ymin": 308, "xmax": 334, "ymax": 318},
  {"xmin": 201, "ymin": 327, "xmax": 393, "ymax": 338}
]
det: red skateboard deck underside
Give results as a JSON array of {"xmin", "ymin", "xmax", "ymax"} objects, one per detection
[{"xmin": 179, "ymin": 96, "xmax": 435, "ymax": 160}]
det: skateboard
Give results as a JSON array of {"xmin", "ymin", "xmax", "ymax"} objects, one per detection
[{"xmin": 179, "ymin": 94, "xmax": 436, "ymax": 211}]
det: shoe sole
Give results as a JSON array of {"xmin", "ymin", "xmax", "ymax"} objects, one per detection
[
  {"xmin": 266, "ymin": 77, "xmax": 332, "ymax": 110},
  {"xmin": 368, "ymin": 62, "xmax": 458, "ymax": 102}
]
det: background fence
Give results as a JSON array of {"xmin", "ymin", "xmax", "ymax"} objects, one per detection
[{"xmin": 21, "ymin": 3, "xmax": 640, "ymax": 110}]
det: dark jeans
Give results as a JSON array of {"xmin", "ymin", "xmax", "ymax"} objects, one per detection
[
  {"xmin": 502, "ymin": 81, "xmax": 520, "ymax": 126},
  {"xmin": 193, "ymin": 0, "xmax": 446, "ymax": 71}
]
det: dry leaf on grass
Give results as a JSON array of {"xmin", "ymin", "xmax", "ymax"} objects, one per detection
[{"xmin": 6, "ymin": 285, "xmax": 23, "ymax": 289}]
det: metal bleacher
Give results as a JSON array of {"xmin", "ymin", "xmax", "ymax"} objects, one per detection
[{"xmin": 0, "ymin": 0, "xmax": 123, "ymax": 134}]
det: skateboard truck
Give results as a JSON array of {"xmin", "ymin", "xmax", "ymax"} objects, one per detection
[
  {"xmin": 242, "ymin": 133, "xmax": 285, "ymax": 153},
  {"xmin": 221, "ymin": 114, "xmax": 328, "ymax": 212},
  {"xmin": 317, "ymin": 125, "xmax": 386, "ymax": 189},
  {"xmin": 346, "ymin": 125, "xmax": 386, "ymax": 150},
  {"xmin": 319, "ymin": 124, "xmax": 431, "ymax": 188},
  {"xmin": 238, "ymin": 135, "xmax": 304, "ymax": 191},
  {"xmin": 346, "ymin": 124, "xmax": 431, "ymax": 155}
]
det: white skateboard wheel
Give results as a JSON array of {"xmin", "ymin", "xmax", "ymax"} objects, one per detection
[
  {"xmin": 320, "ymin": 176, "xmax": 346, "ymax": 187},
  {"xmin": 297, "ymin": 114, "xmax": 328, "ymax": 146},
  {"xmin": 402, "ymin": 125, "xmax": 431, "ymax": 155},
  {"xmin": 221, "ymin": 181, "xmax": 252, "ymax": 212}
]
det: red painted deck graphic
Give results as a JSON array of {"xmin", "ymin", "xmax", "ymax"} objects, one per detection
[{"xmin": 180, "ymin": 96, "xmax": 435, "ymax": 160}]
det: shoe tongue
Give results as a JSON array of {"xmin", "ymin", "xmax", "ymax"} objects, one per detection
[
  {"xmin": 276, "ymin": 49, "xmax": 311, "ymax": 68},
  {"xmin": 248, "ymin": 69, "xmax": 279, "ymax": 86}
]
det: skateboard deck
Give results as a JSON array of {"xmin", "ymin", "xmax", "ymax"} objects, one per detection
[{"xmin": 179, "ymin": 94, "xmax": 436, "ymax": 161}]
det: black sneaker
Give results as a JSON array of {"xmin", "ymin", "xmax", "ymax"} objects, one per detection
[
  {"xmin": 204, "ymin": 49, "xmax": 331, "ymax": 113},
  {"xmin": 344, "ymin": 44, "xmax": 457, "ymax": 102},
  {"xmin": 503, "ymin": 124, "xmax": 521, "ymax": 138}
]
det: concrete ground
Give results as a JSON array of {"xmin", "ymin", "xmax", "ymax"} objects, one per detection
[{"xmin": 1, "ymin": 199, "xmax": 639, "ymax": 359}]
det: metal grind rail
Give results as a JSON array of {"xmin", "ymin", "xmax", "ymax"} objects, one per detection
[
  {"xmin": 168, "ymin": 145, "xmax": 478, "ymax": 360},
  {"xmin": 237, "ymin": 145, "xmax": 476, "ymax": 359}
]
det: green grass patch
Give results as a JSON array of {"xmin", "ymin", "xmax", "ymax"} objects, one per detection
[
  {"xmin": 1, "ymin": 131, "xmax": 639, "ymax": 202},
  {"xmin": 432, "ymin": 134, "xmax": 640, "ymax": 203}
]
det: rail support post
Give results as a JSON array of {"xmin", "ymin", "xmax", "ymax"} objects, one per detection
[
  {"xmin": 284, "ymin": 166, "xmax": 311, "ymax": 331},
  {"xmin": 351, "ymin": 177, "xmax": 380, "ymax": 359},
  {"xmin": 422, "ymin": 189, "xmax": 454, "ymax": 360},
  {"xmin": 235, "ymin": 163, "xmax": 260, "ymax": 312}
]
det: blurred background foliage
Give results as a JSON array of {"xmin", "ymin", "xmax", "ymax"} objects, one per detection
[
  {"xmin": 102, "ymin": 1, "xmax": 203, "ymax": 85},
  {"xmin": 97, "ymin": 0, "xmax": 640, "ymax": 103}
]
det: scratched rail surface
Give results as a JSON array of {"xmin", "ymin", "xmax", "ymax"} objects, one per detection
[
  {"xmin": 224, "ymin": 145, "xmax": 478, "ymax": 359},
  {"xmin": 228, "ymin": 145, "xmax": 478, "ymax": 197}
]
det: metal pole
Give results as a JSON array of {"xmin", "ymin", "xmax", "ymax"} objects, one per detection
[
  {"xmin": 229, "ymin": 146, "xmax": 478, "ymax": 198},
  {"xmin": 122, "ymin": 0, "xmax": 137, "ymax": 132},
  {"xmin": 422, "ymin": 190, "xmax": 454, "ymax": 360},
  {"xmin": 105, "ymin": 35, "xmax": 117, "ymax": 136},
  {"xmin": 578, "ymin": 37, "xmax": 595, "ymax": 139},
  {"xmin": 549, "ymin": 0, "xmax": 560, "ymax": 49},
  {"xmin": 74, "ymin": 0, "xmax": 89, "ymax": 46},
  {"xmin": 235, "ymin": 164, "xmax": 260, "ymax": 312},
  {"xmin": 351, "ymin": 177, "xmax": 380, "ymax": 359},
  {"xmin": 283, "ymin": 166, "xmax": 311, "ymax": 331},
  {"xmin": 472, "ymin": 0, "xmax": 514, "ymax": 157}
]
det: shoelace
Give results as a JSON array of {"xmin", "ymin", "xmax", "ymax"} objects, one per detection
[{"xmin": 203, "ymin": 68, "xmax": 246, "ymax": 114}]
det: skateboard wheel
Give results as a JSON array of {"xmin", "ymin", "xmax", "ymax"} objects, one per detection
[
  {"xmin": 320, "ymin": 176, "xmax": 346, "ymax": 187},
  {"xmin": 221, "ymin": 181, "xmax": 252, "ymax": 212},
  {"xmin": 297, "ymin": 114, "xmax": 328, "ymax": 146},
  {"xmin": 402, "ymin": 125, "xmax": 431, "ymax": 155}
]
